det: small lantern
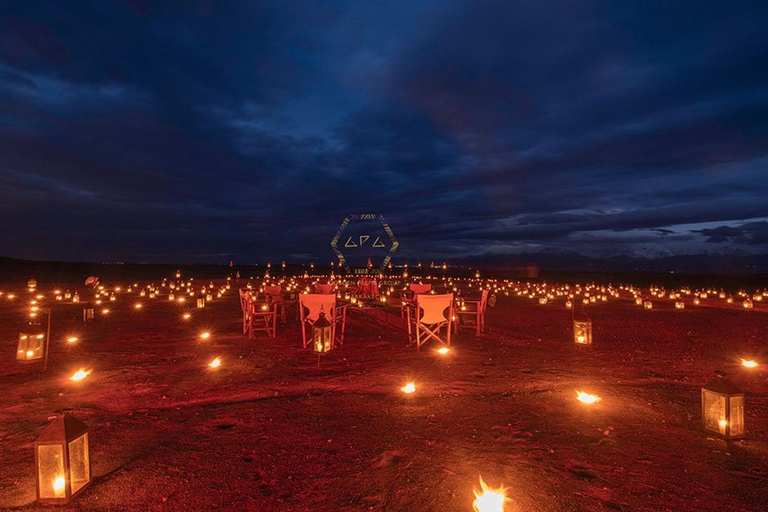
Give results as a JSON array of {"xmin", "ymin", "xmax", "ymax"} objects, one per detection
[
  {"xmin": 72, "ymin": 293, "xmax": 79, "ymax": 304},
  {"xmin": 538, "ymin": 297, "xmax": 547, "ymax": 305},
  {"xmin": 701, "ymin": 371, "xmax": 745, "ymax": 439},
  {"xmin": 17, "ymin": 332, "xmax": 45, "ymax": 362},
  {"xmin": 28, "ymin": 278, "xmax": 38, "ymax": 289},
  {"xmin": 313, "ymin": 308, "xmax": 333, "ymax": 354},
  {"xmin": 635, "ymin": 297, "xmax": 642, "ymax": 306},
  {"xmin": 35, "ymin": 414, "xmax": 91, "ymax": 504},
  {"xmin": 675, "ymin": 301, "xmax": 685, "ymax": 310},
  {"xmin": 573, "ymin": 316, "xmax": 592, "ymax": 345},
  {"xmin": 743, "ymin": 299, "xmax": 753, "ymax": 309},
  {"xmin": 206, "ymin": 293, "xmax": 213, "ymax": 302},
  {"xmin": 196, "ymin": 297, "xmax": 205, "ymax": 309},
  {"xmin": 643, "ymin": 300, "xmax": 653, "ymax": 310},
  {"xmin": 82, "ymin": 308, "xmax": 94, "ymax": 323},
  {"xmin": 168, "ymin": 293, "xmax": 175, "ymax": 301}
]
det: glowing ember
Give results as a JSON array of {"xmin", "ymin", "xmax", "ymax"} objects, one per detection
[
  {"xmin": 741, "ymin": 359, "xmax": 758, "ymax": 368},
  {"xmin": 200, "ymin": 331, "xmax": 211, "ymax": 340},
  {"xmin": 69, "ymin": 368, "xmax": 92, "ymax": 381},
  {"xmin": 209, "ymin": 356, "xmax": 222, "ymax": 369},
  {"xmin": 472, "ymin": 476, "xmax": 508, "ymax": 512},
  {"xmin": 401, "ymin": 382, "xmax": 416, "ymax": 394},
  {"xmin": 66, "ymin": 336, "xmax": 79, "ymax": 344},
  {"xmin": 437, "ymin": 347, "xmax": 450, "ymax": 355},
  {"xmin": 576, "ymin": 390, "xmax": 602, "ymax": 404}
]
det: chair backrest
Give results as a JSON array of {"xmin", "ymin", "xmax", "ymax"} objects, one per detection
[
  {"xmin": 315, "ymin": 283, "xmax": 334, "ymax": 294},
  {"xmin": 480, "ymin": 289, "xmax": 490, "ymax": 311},
  {"xmin": 299, "ymin": 293, "xmax": 337, "ymax": 322},
  {"xmin": 416, "ymin": 293, "xmax": 453, "ymax": 325},
  {"xmin": 239, "ymin": 289, "xmax": 252, "ymax": 312},
  {"xmin": 264, "ymin": 285, "xmax": 282, "ymax": 296},
  {"xmin": 410, "ymin": 283, "xmax": 432, "ymax": 294}
]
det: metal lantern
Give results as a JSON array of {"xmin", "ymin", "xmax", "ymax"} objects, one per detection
[
  {"xmin": 35, "ymin": 414, "xmax": 91, "ymax": 504},
  {"xmin": 82, "ymin": 307, "xmax": 94, "ymax": 324},
  {"xmin": 573, "ymin": 316, "xmax": 592, "ymax": 345},
  {"xmin": 196, "ymin": 297, "xmax": 206, "ymax": 308},
  {"xmin": 643, "ymin": 300, "xmax": 653, "ymax": 310},
  {"xmin": 17, "ymin": 332, "xmax": 46, "ymax": 362},
  {"xmin": 313, "ymin": 309, "xmax": 333, "ymax": 354},
  {"xmin": 701, "ymin": 371, "xmax": 745, "ymax": 439},
  {"xmin": 675, "ymin": 301, "xmax": 685, "ymax": 310}
]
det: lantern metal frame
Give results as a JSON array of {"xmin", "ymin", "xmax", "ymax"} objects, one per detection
[
  {"xmin": 573, "ymin": 315, "xmax": 592, "ymax": 345},
  {"xmin": 17, "ymin": 307, "xmax": 52, "ymax": 370},
  {"xmin": 34, "ymin": 414, "xmax": 92, "ymax": 505},
  {"xmin": 313, "ymin": 308, "xmax": 333, "ymax": 354}
]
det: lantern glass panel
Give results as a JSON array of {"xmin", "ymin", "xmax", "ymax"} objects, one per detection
[
  {"xmin": 702, "ymin": 390, "xmax": 725, "ymax": 434},
  {"xmin": 323, "ymin": 326, "xmax": 332, "ymax": 352},
  {"xmin": 68, "ymin": 433, "xmax": 90, "ymax": 494},
  {"xmin": 37, "ymin": 444, "xmax": 65, "ymax": 499},
  {"xmin": 729, "ymin": 396, "xmax": 745, "ymax": 437}
]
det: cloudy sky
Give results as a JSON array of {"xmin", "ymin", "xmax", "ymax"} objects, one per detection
[{"xmin": 1, "ymin": 0, "xmax": 767, "ymax": 263}]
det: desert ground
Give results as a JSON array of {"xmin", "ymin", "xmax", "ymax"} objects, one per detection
[{"xmin": 1, "ymin": 277, "xmax": 767, "ymax": 511}]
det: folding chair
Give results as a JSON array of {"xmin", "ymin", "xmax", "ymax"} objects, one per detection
[
  {"xmin": 457, "ymin": 289, "xmax": 489, "ymax": 335},
  {"xmin": 400, "ymin": 283, "xmax": 432, "ymax": 317},
  {"xmin": 408, "ymin": 293, "xmax": 453, "ymax": 350},
  {"xmin": 248, "ymin": 300, "xmax": 277, "ymax": 338},
  {"xmin": 299, "ymin": 293, "xmax": 347, "ymax": 349}
]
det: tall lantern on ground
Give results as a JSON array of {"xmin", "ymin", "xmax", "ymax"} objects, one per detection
[
  {"xmin": 35, "ymin": 414, "xmax": 91, "ymax": 504},
  {"xmin": 313, "ymin": 308, "xmax": 333, "ymax": 354},
  {"xmin": 573, "ymin": 315, "xmax": 592, "ymax": 345},
  {"xmin": 701, "ymin": 370, "xmax": 745, "ymax": 439},
  {"xmin": 196, "ymin": 297, "xmax": 206, "ymax": 309},
  {"xmin": 17, "ymin": 332, "xmax": 46, "ymax": 362}
]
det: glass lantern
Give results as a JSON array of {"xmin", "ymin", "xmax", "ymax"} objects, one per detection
[
  {"xmin": 35, "ymin": 414, "xmax": 91, "ymax": 504},
  {"xmin": 573, "ymin": 316, "xmax": 592, "ymax": 345},
  {"xmin": 82, "ymin": 307, "xmax": 95, "ymax": 323},
  {"xmin": 17, "ymin": 332, "xmax": 46, "ymax": 362},
  {"xmin": 196, "ymin": 297, "xmax": 205, "ymax": 308},
  {"xmin": 675, "ymin": 301, "xmax": 685, "ymax": 310},
  {"xmin": 313, "ymin": 309, "xmax": 333, "ymax": 354},
  {"xmin": 643, "ymin": 300, "xmax": 653, "ymax": 310},
  {"xmin": 701, "ymin": 371, "xmax": 745, "ymax": 439}
]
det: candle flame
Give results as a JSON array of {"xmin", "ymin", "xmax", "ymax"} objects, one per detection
[
  {"xmin": 134, "ymin": 303, "xmax": 143, "ymax": 309},
  {"xmin": 437, "ymin": 347, "xmax": 450, "ymax": 355},
  {"xmin": 741, "ymin": 358, "xmax": 758, "ymax": 368},
  {"xmin": 66, "ymin": 336, "xmax": 78, "ymax": 343},
  {"xmin": 209, "ymin": 357, "xmax": 222, "ymax": 368},
  {"xmin": 401, "ymin": 382, "xmax": 416, "ymax": 394},
  {"xmin": 472, "ymin": 476, "xmax": 508, "ymax": 512},
  {"xmin": 183, "ymin": 313, "xmax": 191, "ymax": 320},
  {"xmin": 53, "ymin": 475, "xmax": 65, "ymax": 492},
  {"xmin": 200, "ymin": 331, "xmax": 211, "ymax": 340},
  {"xmin": 576, "ymin": 390, "xmax": 602, "ymax": 404},
  {"xmin": 69, "ymin": 368, "xmax": 92, "ymax": 381}
]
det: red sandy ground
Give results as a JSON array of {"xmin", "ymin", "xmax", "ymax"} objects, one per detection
[{"xmin": 1, "ymin": 281, "xmax": 767, "ymax": 511}]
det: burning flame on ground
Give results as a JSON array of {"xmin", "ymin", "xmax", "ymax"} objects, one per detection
[
  {"xmin": 741, "ymin": 359, "xmax": 758, "ymax": 368},
  {"xmin": 183, "ymin": 313, "xmax": 191, "ymax": 320},
  {"xmin": 69, "ymin": 368, "xmax": 92, "ymax": 381},
  {"xmin": 66, "ymin": 336, "xmax": 78, "ymax": 343},
  {"xmin": 576, "ymin": 390, "xmax": 602, "ymax": 404},
  {"xmin": 401, "ymin": 382, "xmax": 416, "ymax": 394},
  {"xmin": 209, "ymin": 357, "xmax": 222, "ymax": 369},
  {"xmin": 200, "ymin": 331, "xmax": 211, "ymax": 340},
  {"xmin": 473, "ymin": 476, "xmax": 508, "ymax": 512},
  {"xmin": 437, "ymin": 347, "xmax": 450, "ymax": 355}
]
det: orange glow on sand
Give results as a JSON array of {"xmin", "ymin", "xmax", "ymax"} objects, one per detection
[
  {"xmin": 576, "ymin": 390, "xmax": 602, "ymax": 404},
  {"xmin": 69, "ymin": 368, "xmax": 92, "ymax": 381},
  {"xmin": 472, "ymin": 476, "xmax": 508, "ymax": 512}
]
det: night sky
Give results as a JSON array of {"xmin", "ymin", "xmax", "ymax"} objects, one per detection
[{"xmin": 1, "ymin": 1, "xmax": 767, "ymax": 264}]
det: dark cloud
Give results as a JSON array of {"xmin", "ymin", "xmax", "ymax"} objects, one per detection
[{"xmin": 1, "ymin": 0, "xmax": 768, "ymax": 262}]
